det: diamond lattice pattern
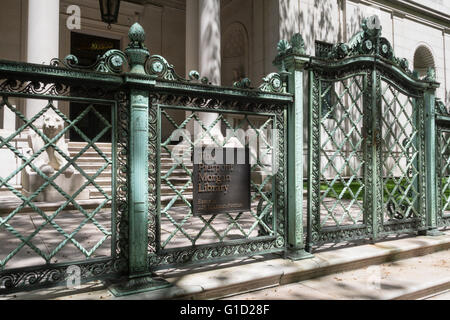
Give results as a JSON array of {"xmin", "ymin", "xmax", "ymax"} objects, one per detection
[
  {"xmin": 439, "ymin": 131, "xmax": 450, "ymax": 218},
  {"xmin": 319, "ymin": 76, "xmax": 365, "ymax": 228},
  {"xmin": 380, "ymin": 82, "xmax": 419, "ymax": 221},
  {"xmin": 159, "ymin": 108, "xmax": 276, "ymax": 249},
  {"xmin": 0, "ymin": 97, "xmax": 112, "ymax": 270}
]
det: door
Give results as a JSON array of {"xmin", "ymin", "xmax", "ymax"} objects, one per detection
[{"xmin": 69, "ymin": 32, "xmax": 120, "ymax": 142}]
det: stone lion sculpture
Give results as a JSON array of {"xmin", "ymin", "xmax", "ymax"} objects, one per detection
[
  {"xmin": 21, "ymin": 111, "xmax": 89, "ymax": 202},
  {"xmin": 27, "ymin": 113, "xmax": 74, "ymax": 177}
]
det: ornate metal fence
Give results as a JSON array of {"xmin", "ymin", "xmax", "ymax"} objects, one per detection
[
  {"xmin": 0, "ymin": 23, "xmax": 295, "ymax": 295},
  {"xmin": 140, "ymin": 59, "xmax": 293, "ymax": 271},
  {"xmin": 274, "ymin": 15, "xmax": 441, "ymax": 250},
  {"xmin": 308, "ymin": 66, "xmax": 369, "ymax": 244},
  {"xmin": 436, "ymin": 100, "xmax": 450, "ymax": 229},
  {"xmin": 0, "ymin": 17, "xmax": 444, "ymax": 296},
  {"xmin": 0, "ymin": 59, "xmax": 126, "ymax": 293},
  {"xmin": 146, "ymin": 89, "xmax": 290, "ymax": 270}
]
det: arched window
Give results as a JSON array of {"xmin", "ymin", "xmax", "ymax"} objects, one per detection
[
  {"xmin": 221, "ymin": 22, "xmax": 249, "ymax": 86},
  {"xmin": 413, "ymin": 45, "xmax": 435, "ymax": 78}
]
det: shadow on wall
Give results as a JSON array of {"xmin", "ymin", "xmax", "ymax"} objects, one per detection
[
  {"xmin": 348, "ymin": 7, "xmax": 365, "ymax": 44},
  {"xmin": 296, "ymin": 0, "xmax": 338, "ymax": 55},
  {"xmin": 278, "ymin": 0, "xmax": 300, "ymax": 39},
  {"xmin": 200, "ymin": 0, "xmax": 221, "ymax": 84}
]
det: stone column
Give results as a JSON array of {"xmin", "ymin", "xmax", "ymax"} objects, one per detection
[
  {"xmin": 186, "ymin": 0, "xmax": 223, "ymax": 146},
  {"xmin": 184, "ymin": 0, "xmax": 199, "ymax": 142},
  {"xmin": 199, "ymin": 0, "xmax": 221, "ymax": 85},
  {"xmin": 186, "ymin": 0, "xmax": 199, "ymax": 76},
  {"xmin": 26, "ymin": 0, "xmax": 60, "ymax": 120}
]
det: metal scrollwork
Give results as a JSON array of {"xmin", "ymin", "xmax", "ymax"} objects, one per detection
[
  {"xmin": 327, "ymin": 15, "xmax": 382, "ymax": 59},
  {"xmin": 144, "ymin": 55, "xmax": 213, "ymax": 85},
  {"xmin": 233, "ymin": 78, "xmax": 251, "ymax": 89},
  {"xmin": 323, "ymin": 15, "xmax": 416, "ymax": 77},
  {"xmin": 436, "ymin": 98, "xmax": 448, "ymax": 115},
  {"xmin": 145, "ymin": 55, "xmax": 183, "ymax": 81},
  {"xmin": 0, "ymin": 78, "xmax": 70, "ymax": 96},
  {"xmin": 423, "ymin": 67, "xmax": 436, "ymax": 82},
  {"xmin": 258, "ymin": 73, "xmax": 284, "ymax": 93},
  {"xmin": 50, "ymin": 49, "xmax": 128, "ymax": 74}
]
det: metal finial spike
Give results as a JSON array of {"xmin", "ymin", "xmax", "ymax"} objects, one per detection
[{"xmin": 128, "ymin": 22, "xmax": 146, "ymax": 45}]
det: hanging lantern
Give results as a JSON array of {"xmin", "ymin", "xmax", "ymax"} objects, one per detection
[{"xmin": 99, "ymin": 0, "xmax": 121, "ymax": 28}]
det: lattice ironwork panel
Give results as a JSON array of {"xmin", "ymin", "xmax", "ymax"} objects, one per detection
[
  {"xmin": 380, "ymin": 80, "xmax": 425, "ymax": 230},
  {"xmin": 308, "ymin": 71, "xmax": 369, "ymax": 247},
  {"xmin": 0, "ymin": 96, "xmax": 115, "ymax": 274},
  {"xmin": 437, "ymin": 128, "xmax": 450, "ymax": 229},
  {"xmin": 158, "ymin": 108, "xmax": 276, "ymax": 249},
  {"xmin": 147, "ymin": 94, "xmax": 287, "ymax": 269},
  {"xmin": 317, "ymin": 75, "xmax": 366, "ymax": 228}
]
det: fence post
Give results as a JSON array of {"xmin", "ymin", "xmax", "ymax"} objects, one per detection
[
  {"xmin": 126, "ymin": 23, "xmax": 151, "ymax": 279},
  {"xmin": 109, "ymin": 23, "xmax": 171, "ymax": 296},
  {"xmin": 279, "ymin": 37, "xmax": 314, "ymax": 260},
  {"xmin": 422, "ymin": 77, "xmax": 443, "ymax": 236}
]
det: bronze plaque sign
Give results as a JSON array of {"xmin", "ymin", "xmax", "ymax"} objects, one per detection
[{"xmin": 193, "ymin": 147, "xmax": 251, "ymax": 216}]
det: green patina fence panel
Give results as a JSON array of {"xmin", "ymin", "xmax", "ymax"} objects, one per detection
[
  {"xmin": 0, "ymin": 23, "xmax": 294, "ymax": 295},
  {"xmin": 275, "ymin": 15, "xmax": 441, "ymax": 250},
  {"xmin": 308, "ymin": 69, "xmax": 369, "ymax": 244},
  {"xmin": 436, "ymin": 99, "xmax": 450, "ymax": 229},
  {"xmin": 0, "ymin": 61, "xmax": 126, "ymax": 293}
]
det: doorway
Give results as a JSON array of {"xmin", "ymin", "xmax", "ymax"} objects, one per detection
[{"xmin": 69, "ymin": 32, "xmax": 120, "ymax": 142}]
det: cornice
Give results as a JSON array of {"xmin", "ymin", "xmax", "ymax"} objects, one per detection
[{"xmin": 350, "ymin": 0, "xmax": 450, "ymax": 30}]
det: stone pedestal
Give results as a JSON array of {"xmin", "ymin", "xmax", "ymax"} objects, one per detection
[{"xmin": 21, "ymin": 166, "xmax": 90, "ymax": 202}]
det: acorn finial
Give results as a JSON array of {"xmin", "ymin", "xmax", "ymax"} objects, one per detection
[{"xmin": 128, "ymin": 22, "xmax": 146, "ymax": 48}]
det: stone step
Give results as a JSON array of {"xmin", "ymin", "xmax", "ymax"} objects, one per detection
[
  {"xmin": 225, "ymin": 244, "xmax": 450, "ymax": 301},
  {"xmin": 160, "ymin": 155, "xmax": 191, "ymax": 161},
  {"xmin": 160, "ymin": 152, "xmax": 192, "ymax": 159},
  {"xmin": 68, "ymin": 142, "xmax": 112, "ymax": 148},
  {"xmin": 69, "ymin": 151, "xmax": 112, "ymax": 158},
  {"xmin": 164, "ymin": 145, "xmax": 191, "ymax": 151},
  {"xmin": 115, "ymin": 231, "xmax": 450, "ymax": 300},
  {"xmin": 160, "ymin": 163, "xmax": 193, "ymax": 169},
  {"xmin": 70, "ymin": 157, "xmax": 111, "ymax": 163},
  {"xmin": 68, "ymin": 148, "xmax": 112, "ymax": 155},
  {"xmin": 5, "ymin": 232, "xmax": 450, "ymax": 300},
  {"xmin": 69, "ymin": 149, "xmax": 112, "ymax": 159},
  {"xmin": 88, "ymin": 187, "xmax": 112, "ymax": 199},
  {"xmin": 83, "ymin": 170, "xmax": 112, "ymax": 178},
  {"xmin": 159, "ymin": 169, "xmax": 192, "ymax": 177},
  {"xmin": 160, "ymin": 194, "xmax": 193, "ymax": 207},
  {"xmin": 160, "ymin": 163, "xmax": 194, "ymax": 169},
  {"xmin": 422, "ymin": 289, "xmax": 450, "ymax": 300},
  {"xmin": 93, "ymin": 178, "xmax": 112, "ymax": 187},
  {"xmin": 160, "ymin": 188, "xmax": 192, "ymax": 196},
  {"xmin": 162, "ymin": 176, "xmax": 191, "ymax": 184},
  {"xmin": 0, "ymin": 185, "xmax": 22, "ymax": 192},
  {"xmin": 77, "ymin": 163, "xmax": 112, "ymax": 171}
]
